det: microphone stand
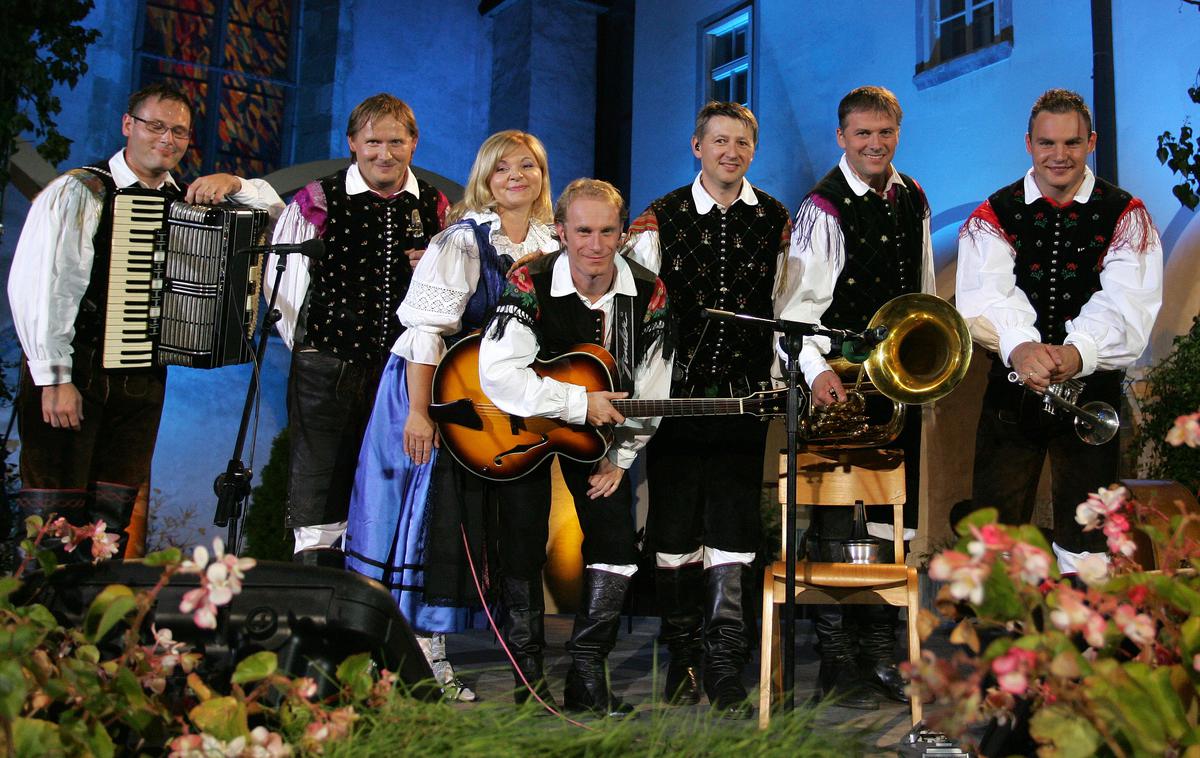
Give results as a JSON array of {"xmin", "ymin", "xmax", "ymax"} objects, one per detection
[
  {"xmin": 213, "ymin": 253, "xmax": 288, "ymax": 554},
  {"xmin": 702, "ymin": 308, "xmax": 882, "ymax": 712}
]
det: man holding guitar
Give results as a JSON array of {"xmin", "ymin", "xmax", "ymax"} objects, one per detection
[{"xmin": 478, "ymin": 179, "xmax": 673, "ymax": 717}]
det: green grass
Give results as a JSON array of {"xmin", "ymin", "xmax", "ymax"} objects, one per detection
[{"xmin": 321, "ymin": 693, "xmax": 872, "ymax": 757}]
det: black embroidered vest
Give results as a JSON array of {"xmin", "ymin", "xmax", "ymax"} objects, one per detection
[
  {"xmin": 73, "ymin": 161, "xmax": 186, "ymax": 352},
  {"xmin": 489, "ymin": 252, "xmax": 670, "ymax": 393},
  {"xmin": 303, "ymin": 169, "xmax": 443, "ymax": 364},
  {"xmin": 987, "ymin": 177, "xmax": 1131, "ymax": 345},
  {"xmin": 647, "ymin": 184, "xmax": 788, "ymax": 392},
  {"xmin": 810, "ymin": 167, "xmax": 927, "ymax": 335}
]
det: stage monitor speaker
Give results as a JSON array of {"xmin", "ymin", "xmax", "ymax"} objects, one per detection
[{"xmin": 18, "ymin": 560, "xmax": 439, "ymax": 701}]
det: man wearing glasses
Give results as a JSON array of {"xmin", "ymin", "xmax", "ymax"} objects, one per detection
[{"xmin": 7, "ymin": 82, "xmax": 282, "ymax": 556}]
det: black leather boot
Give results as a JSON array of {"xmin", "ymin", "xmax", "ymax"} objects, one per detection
[
  {"xmin": 702, "ymin": 562, "xmax": 754, "ymax": 719},
  {"xmin": 91, "ymin": 481, "xmax": 139, "ymax": 558},
  {"xmin": 812, "ymin": 538, "xmax": 878, "ymax": 710},
  {"xmin": 854, "ymin": 603, "xmax": 909, "ymax": 703},
  {"xmin": 499, "ymin": 576, "xmax": 556, "ymax": 706},
  {"xmin": 563, "ymin": 569, "xmax": 634, "ymax": 718},
  {"xmin": 654, "ymin": 563, "xmax": 703, "ymax": 705}
]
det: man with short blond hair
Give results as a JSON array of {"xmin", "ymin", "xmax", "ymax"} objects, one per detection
[
  {"xmin": 957, "ymin": 88, "xmax": 1162, "ymax": 573},
  {"xmin": 626, "ymin": 100, "xmax": 790, "ymax": 719},
  {"xmin": 479, "ymin": 178, "xmax": 672, "ymax": 717},
  {"xmin": 267, "ymin": 92, "xmax": 449, "ymax": 563}
]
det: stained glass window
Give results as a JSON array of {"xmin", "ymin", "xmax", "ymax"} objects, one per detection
[{"xmin": 136, "ymin": 0, "xmax": 296, "ymax": 180}]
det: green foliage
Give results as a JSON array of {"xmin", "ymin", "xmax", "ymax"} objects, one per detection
[
  {"xmin": 0, "ymin": 1, "xmax": 99, "ymax": 190},
  {"xmin": 244, "ymin": 426, "xmax": 294, "ymax": 561},
  {"xmin": 1137, "ymin": 316, "xmax": 1200, "ymax": 492}
]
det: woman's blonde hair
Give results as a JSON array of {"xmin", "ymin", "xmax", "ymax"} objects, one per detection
[{"xmin": 447, "ymin": 130, "xmax": 553, "ymax": 224}]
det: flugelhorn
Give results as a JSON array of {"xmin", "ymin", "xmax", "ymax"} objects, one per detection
[{"xmin": 1006, "ymin": 372, "xmax": 1118, "ymax": 445}]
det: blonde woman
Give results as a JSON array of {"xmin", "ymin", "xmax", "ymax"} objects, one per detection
[{"xmin": 344, "ymin": 131, "xmax": 555, "ymax": 700}]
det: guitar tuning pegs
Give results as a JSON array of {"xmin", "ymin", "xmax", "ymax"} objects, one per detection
[{"xmin": 758, "ymin": 381, "xmax": 770, "ymax": 392}]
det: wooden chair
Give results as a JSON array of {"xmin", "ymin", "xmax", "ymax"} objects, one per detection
[{"xmin": 758, "ymin": 448, "xmax": 922, "ymax": 728}]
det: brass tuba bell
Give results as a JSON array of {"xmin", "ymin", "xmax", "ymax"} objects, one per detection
[{"xmin": 803, "ymin": 293, "xmax": 973, "ymax": 448}]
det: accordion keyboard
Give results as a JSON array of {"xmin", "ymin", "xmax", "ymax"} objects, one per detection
[{"xmin": 104, "ymin": 192, "xmax": 167, "ymax": 369}]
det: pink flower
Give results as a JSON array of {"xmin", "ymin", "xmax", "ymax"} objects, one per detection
[
  {"xmin": 1167, "ymin": 412, "xmax": 1200, "ymax": 448},
  {"xmin": 1114, "ymin": 604, "xmax": 1156, "ymax": 646},
  {"xmin": 1076, "ymin": 486, "xmax": 1128, "ymax": 530},
  {"xmin": 1083, "ymin": 613, "xmax": 1108, "ymax": 648},
  {"xmin": 1107, "ymin": 530, "xmax": 1138, "ymax": 559},
  {"xmin": 292, "ymin": 677, "xmax": 319, "ymax": 700},
  {"xmin": 1049, "ymin": 586, "xmax": 1091, "ymax": 632},
  {"xmin": 929, "ymin": 550, "xmax": 991, "ymax": 605},
  {"xmin": 177, "ymin": 538, "xmax": 256, "ymax": 630},
  {"xmin": 992, "ymin": 648, "xmax": 1037, "ymax": 695},
  {"xmin": 179, "ymin": 586, "xmax": 219, "ymax": 630},
  {"xmin": 1192, "ymin": 653, "xmax": 1200, "ymax": 673},
  {"xmin": 967, "ymin": 523, "xmax": 1014, "ymax": 559},
  {"xmin": 1010, "ymin": 542, "xmax": 1051, "ymax": 585},
  {"xmin": 1075, "ymin": 553, "xmax": 1110, "ymax": 586}
]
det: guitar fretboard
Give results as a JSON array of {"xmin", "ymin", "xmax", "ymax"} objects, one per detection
[{"xmin": 611, "ymin": 399, "xmax": 744, "ymax": 417}]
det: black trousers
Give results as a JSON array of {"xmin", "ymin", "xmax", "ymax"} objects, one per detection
[
  {"xmin": 971, "ymin": 359, "xmax": 1122, "ymax": 554},
  {"xmin": 285, "ymin": 347, "xmax": 385, "ymax": 528},
  {"xmin": 644, "ymin": 415, "xmax": 768, "ymax": 555},
  {"xmin": 496, "ymin": 458, "xmax": 638, "ymax": 581},
  {"xmin": 17, "ymin": 343, "xmax": 165, "ymax": 493}
]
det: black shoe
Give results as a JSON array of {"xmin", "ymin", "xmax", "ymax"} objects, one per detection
[
  {"xmin": 817, "ymin": 659, "xmax": 879, "ymax": 711},
  {"xmin": 702, "ymin": 563, "xmax": 753, "ymax": 717},
  {"xmin": 563, "ymin": 569, "xmax": 636, "ymax": 718},
  {"xmin": 655, "ymin": 564, "xmax": 704, "ymax": 705},
  {"xmin": 499, "ymin": 577, "xmax": 554, "ymax": 707},
  {"xmin": 292, "ymin": 547, "xmax": 345, "ymax": 568},
  {"xmin": 707, "ymin": 674, "xmax": 754, "ymax": 719},
  {"xmin": 862, "ymin": 661, "xmax": 909, "ymax": 703}
]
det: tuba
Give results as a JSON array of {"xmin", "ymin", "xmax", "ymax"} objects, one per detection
[{"xmin": 802, "ymin": 293, "xmax": 972, "ymax": 448}]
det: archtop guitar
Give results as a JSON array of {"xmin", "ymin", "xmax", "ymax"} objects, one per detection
[{"xmin": 428, "ymin": 333, "xmax": 785, "ymax": 481}]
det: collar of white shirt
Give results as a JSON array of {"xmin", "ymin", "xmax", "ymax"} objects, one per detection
[
  {"xmin": 1022, "ymin": 165, "xmax": 1095, "ymax": 205},
  {"xmin": 549, "ymin": 248, "xmax": 639, "ymax": 306},
  {"xmin": 345, "ymin": 163, "xmax": 420, "ymax": 199},
  {"xmin": 838, "ymin": 153, "xmax": 907, "ymax": 197},
  {"xmin": 463, "ymin": 210, "xmax": 559, "ymax": 254},
  {"xmin": 109, "ymin": 150, "xmax": 180, "ymax": 191},
  {"xmin": 691, "ymin": 172, "xmax": 758, "ymax": 214}
]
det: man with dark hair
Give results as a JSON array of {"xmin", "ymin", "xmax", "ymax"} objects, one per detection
[
  {"xmin": 626, "ymin": 101, "xmax": 790, "ymax": 718},
  {"xmin": 478, "ymin": 178, "xmax": 672, "ymax": 717},
  {"xmin": 957, "ymin": 88, "xmax": 1162, "ymax": 573},
  {"xmin": 266, "ymin": 93, "xmax": 449, "ymax": 563},
  {"xmin": 8, "ymin": 82, "xmax": 282, "ymax": 554},
  {"xmin": 778, "ymin": 84, "xmax": 933, "ymax": 709}
]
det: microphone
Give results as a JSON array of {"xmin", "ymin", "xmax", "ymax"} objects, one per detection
[{"xmin": 241, "ymin": 239, "xmax": 326, "ymax": 260}]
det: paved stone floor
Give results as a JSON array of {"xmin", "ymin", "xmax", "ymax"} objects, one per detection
[{"xmin": 443, "ymin": 614, "xmax": 956, "ymax": 755}]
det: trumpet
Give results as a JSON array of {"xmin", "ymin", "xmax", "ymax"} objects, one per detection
[{"xmin": 1006, "ymin": 372, "xmax": 1118, "ymax": 446}]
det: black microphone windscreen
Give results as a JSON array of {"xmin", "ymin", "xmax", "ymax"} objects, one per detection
[{"xmin": 300, "ymin": 238, "xmax": 326, "ymax": 260}]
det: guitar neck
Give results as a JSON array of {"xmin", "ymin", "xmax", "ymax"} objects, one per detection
[{"xmin": 612, "ymin": 398, "xmax": 745, "ymax": 417}]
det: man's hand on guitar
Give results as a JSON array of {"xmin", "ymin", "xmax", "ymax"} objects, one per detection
[
  {"xmin": 586, "ymin": 391, "xmax": 628, "ymax": 426},
  {"xmin": 403, "ymin": 409, "xmax": 440, "ymax": 465},
  {"xmin": 42, "ymin": 382, "xmax": 84, "ymax": 431},
  {"xmin": 587, "ymin": 458, "xmax": 624, "ymax": 500}
]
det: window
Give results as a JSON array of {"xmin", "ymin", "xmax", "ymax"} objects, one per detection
[
  {"xmin": 135, "ymin": 0, "xmax": 297, "ymax": 181},
  {"xmin": 704, "ymin": 7, "xmax": 751, "ymax": 107},
  {"xmin": 915, "ymin": 0, "xmax": 1013, "ymax": 89}
]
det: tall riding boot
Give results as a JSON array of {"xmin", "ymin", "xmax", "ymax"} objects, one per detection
[
  {"xmin": 702, "ymin": 562, "xmax": 754, "ymax": 719},
  {"xmin": 499, "ymin": 576, "xmax": 555, "ymax": 706},
  {"xmin": 563, "ymin": 569, "xmax": 635, "ymax": 718},
  {"xmin": 654, "ymin": 563, "xmax": 704, "ymax": 704},
  {"xmin": 853, "ymin": 603, "xmax": 908, "ymax": 702},
  {"xmin": 17, "ymin": 488, "xmax": 92, "ymax": 563},
  {"xmin": 812, "ymin": 539, "xmax": 878, "ymax": 710},
  {"xmin": 91, "ymin": 482, "xmax": 139, "ymax": 558}
]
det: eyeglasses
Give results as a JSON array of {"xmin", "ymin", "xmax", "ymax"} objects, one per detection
[{"xmin": 128, "ymin": 113, "xmax": 191, "ymax": 141}]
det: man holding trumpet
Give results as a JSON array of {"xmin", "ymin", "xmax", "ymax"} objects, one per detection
[{"xmin": 956, "ymin": 88, "xmax": 1163, "ymax": 573}]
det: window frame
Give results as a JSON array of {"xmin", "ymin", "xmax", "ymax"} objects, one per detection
[
  {"xmin": 914, "ymin": 0, "xmax": 1013, "ymax": 90},
  {"xmin": 699, "ymin": 4, "xmax": 754, "ymax": 109}
]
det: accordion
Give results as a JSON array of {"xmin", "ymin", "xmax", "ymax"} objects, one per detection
[{"xmin": 105, "ymin": 188, "xmax": 268, "ymax": 370}]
